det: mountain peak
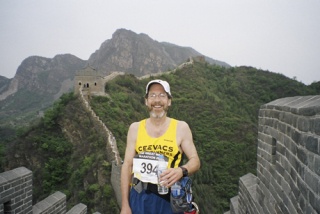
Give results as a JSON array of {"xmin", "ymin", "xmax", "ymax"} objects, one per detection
[{"xmin": 88, "ymin": 28, "xmax": 228, "ymax": 76}]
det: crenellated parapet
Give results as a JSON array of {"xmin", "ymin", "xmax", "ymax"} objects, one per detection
[
  {"xmin": 0, "ymin": 167, "xmax": 33, "ymax": 214},
  {"xmin": 0, "ymin": 167, "xmax": 90, "ymax": 214}
]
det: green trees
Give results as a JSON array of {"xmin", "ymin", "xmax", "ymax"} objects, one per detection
[
  {"xmin": 90, "ymin": 62, "xmax": 318, "ymax": 212},
  {"xmin": 2, "ymin": 61, "xmax": 318, "ymax": 213}
]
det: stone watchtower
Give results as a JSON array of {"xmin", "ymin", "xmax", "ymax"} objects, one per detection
[{"xmin": 74, "ymin": 66, "xmax": 105, "ymax": 96}]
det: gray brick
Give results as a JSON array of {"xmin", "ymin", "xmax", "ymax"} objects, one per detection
[
  {"xmin": 276, "ymin": 162, "xmax": 285, "ymax": 176},
  {"xmin": 277, "ymin": 142, "xmax": 286, "ymax": 156},
  {"xmin": 279, "ymin": 121, "xmax": 287, "ymax": 133},
  {"xmin": 0, "ymin": 175, "xmax": 8, "ymax": 186},
  {"xmin": 307, "ymin": 153, "xmax": 315, "ymax": 173},
  {"xmin": 306, "ymin": 135, "xmax": 319, "ymax": 154},
  {"xmin": 297, "ymin": 117, "xmax": 310, "ymax": 132},
  {"xmin": 314, "ymin": 156, "xmax": 320, "ymax": 177},
  {"xmin": 292, "ymin": 130, "xmax": 302, "ymax": 145},
  {"xmin": 281, "ymin": 156, "xmax": 290, "ymax": 173},
  {"xmin": 297, "ymin": 176, "xmax": 308, "ymax": 198},
  {"xmin": 308, "ymin": 191, "xmax": 317, "ymax": 212},
  {"xmin": 305, "ymin": 170, "xmax": 318, "ymax": 194},
  {"xmin": 298, "ymin": 194, "xmax": 307, "ymax": 213},
  {"xmin": 66, "ymin": 203, "xmax": 87, "ymax": 214},
  {"xmin": 314, "ymin": 118, "xmax": 320, "ymax": 135},
  {"xmin": 306, "ymin": 205, "xmax": 315, "ymax": 214},
  {"xmin": 296, "ymin": 159, "xmax": 305, "ymax": 179},
  {"xmin": 292, "ymin": 114, "xmax": 299, "ymax": 129},
  {"xmin": 281, "ymin": 178, "xmax": 291, "ymax": 195},
  {"xmin": 279, "ymin": 201, "xmax": 289, "ymax": 213},
  {"xmin": 12, "ymin": 167, "xmax": 32, "ymax": 177},
  {"xmin": 297, "ymin": 147, "xmax": 308, "ymax": 165},
  {"xmin": 283, "ymin": 112, "xmax": 292, "ymax": 124},
  {"xmin": 313, "ymin": 194, "xmax": 320, "ymax": 214},
  {"xmin": 289, "ymin": 181, "xmax": 299, "ymax": 202}
]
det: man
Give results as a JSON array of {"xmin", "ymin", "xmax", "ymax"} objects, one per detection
[{"xmin": 120, "ymin": 79, "xmax": 200, "ymax": 214}]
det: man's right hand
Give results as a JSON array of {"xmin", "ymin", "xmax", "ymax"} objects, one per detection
[{"xmin": 120, "ymin": 205, "xmax": 132, "ymax": 214}]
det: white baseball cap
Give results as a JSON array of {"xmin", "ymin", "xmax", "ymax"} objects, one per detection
[{"xmin": 145, "ymin": 79, "xmax": 171, "ymax": 96}]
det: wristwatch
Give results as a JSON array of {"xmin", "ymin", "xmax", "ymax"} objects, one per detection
[{"xmin": 179, "ymin": 166, "xmax": 188, "ymax": 177}]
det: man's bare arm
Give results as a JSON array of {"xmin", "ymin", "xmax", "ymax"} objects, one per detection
[
  {"xmin": 160, "ymin": 121, "xmax": 200, "ymax": 186},
  {"xmin": 120, "ymin": 122, "xmax": 139, "ymax": 214},
  {"xmin": 178, "ymin": 121, "xmax": 200, "ymax": 175}
]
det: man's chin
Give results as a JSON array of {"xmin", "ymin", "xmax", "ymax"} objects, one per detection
[{"xmin": 150, "ymin": 111, "xmax": 166, "ymax": 118}]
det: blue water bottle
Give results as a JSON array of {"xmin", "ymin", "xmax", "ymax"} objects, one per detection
[{"xmin": 171, "ymin": 181, "xmax": 182, "ymax": 197}]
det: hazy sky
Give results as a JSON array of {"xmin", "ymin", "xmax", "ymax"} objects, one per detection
[{"xmin": 1, "ymin": 0, "xmax": 319, "ymax": 85}]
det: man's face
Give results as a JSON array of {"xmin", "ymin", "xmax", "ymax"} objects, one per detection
[{"xmin": 145, "ymin": 84, "xmax": 171, "ymax": 118}]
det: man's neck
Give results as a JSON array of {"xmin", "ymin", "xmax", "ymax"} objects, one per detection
[
  {"xmin": 148, "ymin": 116, "xmax": 168, "ymax": 127},
  {"xmin": 146, "ymin": 116, "xmax": 170, "ymax": 138}
]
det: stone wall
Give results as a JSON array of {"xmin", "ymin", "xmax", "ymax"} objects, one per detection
[
  {"xmin": 33, "ymin": 191, "xmax": 66, "ymax": 214},
  {"xmin": 227, "ymin": 95, "xmax": 320, "ymax": 214},
  {"xmin": 0, "ymin": 167, "xmax": 33, "ymax": 214},
  {"xmin": 77, "ymin": 81, "xmax": 123, "ymax": 207},
  {"xmin": 111, "ymin": 162, "xmax": 122, "ymax": 207},
  {"xmin": 78, "ymin": 83, "xmax": 122, "ymax": 165},
  {"xmin": 0, "ymin": 167, "xmax": 88, "ymax": 214}
]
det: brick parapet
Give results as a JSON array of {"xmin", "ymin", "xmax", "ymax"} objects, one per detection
[
  {"xmin": 66, "ymin": 203, "xmax": 87, "ymax": 214},
  {"xmin": 0, "ymin": 167, "xmax": 33, "ymax": 214},
  {"xmin": 0, "ymin": 168, "xmax": 95, "ymax": 214},
  {"xmin": 111, "ymin": 162, "xmax": 122, "ymax": 207},
  {"xmin": 257, "ymin": 95, "xmax": 320, "ymax": 214},
  {"xmin": 229, "ymin": 196, "xmax": 239, "ymax": 214},
  {"xmin": 228, "ymin": 95, "xmax": 320, "ymax": 214},
  {"xmin": 237, "ymin": 173, "xmax": 259, "ymax": 214},
  {"xmin": 33, "ymin": 191, "xmax": 66, "ymax": 214}
]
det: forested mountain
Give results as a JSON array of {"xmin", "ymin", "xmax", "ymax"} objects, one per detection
[
  {"xmin": 2, "ymin": 60, "xmax": 319, "ymax": 213},
  {"xmin": 0, "ymin": 29, "xmax": 228, "ymax": 128},
  {"xmin": 0, "ymin": 54, "xmax": 87, "ymax": 127}
]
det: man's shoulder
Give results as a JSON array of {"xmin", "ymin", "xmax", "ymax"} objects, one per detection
[
  {"xmin": 170, "ymin": 117, "xmax": 184, "ymax": 123},
  {"xmin": 176, "ymin": 120, "xmax": 190, "ymax": 130},
  {"xmin": 175, "ymin": 119, "xmax": 187, "ymax": 125},
  {"xmin": 130, "ymin": 121, "xmax": 140, "ymax": 129},
  {"xmin": 129, "ymin": 119, "xmax": 146, "ymax": 130}
]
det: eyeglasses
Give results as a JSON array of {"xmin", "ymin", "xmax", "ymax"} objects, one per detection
[{"xmin": 148, "ymin": 93, "xmax": 168, "ymax": 99}]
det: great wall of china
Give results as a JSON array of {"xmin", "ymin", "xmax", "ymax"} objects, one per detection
[{"xmin": 1, "ymin": 59, "xmax": 319, "ymax": 213}]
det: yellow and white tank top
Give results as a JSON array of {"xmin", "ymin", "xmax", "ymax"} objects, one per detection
[{"xmin": 135, "ymin": 118, "xmax": 182, "ymax": 168}]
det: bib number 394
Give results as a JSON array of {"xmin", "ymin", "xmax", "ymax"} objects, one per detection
[
  {"xmin": 140, "ymin": 162, "xmax": 158, "ymax": 174},
  {"xmin": 132, "ymin": 152, "xmax": 167, "ymax": 184}
]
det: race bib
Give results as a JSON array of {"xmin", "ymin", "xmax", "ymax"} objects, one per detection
[{"xmin": 132, "ymin": 152, "xmax": 168, "ymax": 184}]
